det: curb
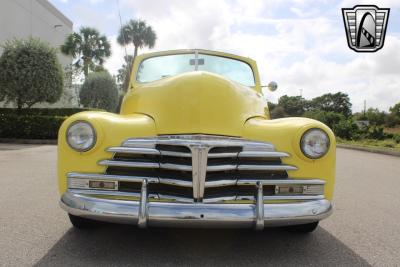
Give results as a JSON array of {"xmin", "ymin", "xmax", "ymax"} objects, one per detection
[
  {"xmin": 0, "ymin": 138, "xmax": 57, "ymax": 145},
  {"xmin": 337, "ymin": 144, "xmax": 400, "ymax": 157}
]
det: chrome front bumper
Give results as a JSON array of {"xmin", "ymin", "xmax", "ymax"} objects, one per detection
[{"xmin": 60, "ymin": 191, "xmax": 332, "ymax": 229}]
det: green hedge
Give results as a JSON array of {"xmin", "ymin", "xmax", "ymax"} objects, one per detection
[
  {"xmin": 0, "ymin": 108, "xmax": 99, "ymax": 117},
  {"xmin": 0, "ymin": 114, "xmax": 66, "ymax": 139}
]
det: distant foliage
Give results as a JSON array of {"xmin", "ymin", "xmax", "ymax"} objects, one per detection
[
  {"xmin": 79, "ymin": 72, "xmax": 118, "ymax": 112},
  {"xmin": 309, "ymin": 92, "xmax": 352, "ymax": 117},
  {"xmin": 0, "ymin": 38, "xmax": 63, "ymax": 109},
  {"xmin": 267, "ymin": 92, "xmax": 400, "ymax": 141},
  {"xmin": 269, "ymin": 92, "xmax": 353, "ymax": 119},
  {"xmin": 278, "ymin": 95, "xmax": 307, "ymax": 117}
]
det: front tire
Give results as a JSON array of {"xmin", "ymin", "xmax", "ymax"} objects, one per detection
[
  {"xmin": 68, "ymin": 214, "xmax": 99, "ymax": 229},
  {"xmin": 284, "ymin": 221, "xmax": 319, "ymax": 233}
]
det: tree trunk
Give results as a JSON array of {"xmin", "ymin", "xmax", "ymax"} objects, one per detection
[
  {"xmin": 83, "ymin": 60, "xmax": 89, "ymax": 78},
  {"xmin": 133, "ymin": 46, "xmax": 138, "ymax": 59},
  {"xmin": 16, "ymin": 99, "xmax": 23, "ymax": 111}
]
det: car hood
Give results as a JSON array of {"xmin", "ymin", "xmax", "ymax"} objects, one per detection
[{"xmin": 120, "ymin": 71, "xmax": 266, "ymax": 136}]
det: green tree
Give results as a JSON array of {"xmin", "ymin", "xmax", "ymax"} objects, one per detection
[
  {"xmin": 309, "ymin": 92, "xmax": 352, "ymax": 117},
  {"xmin": 389, "ymin": 102, "xmax": 400, "ymax": 117},
  {"xmin": 0, "ymin": 38, "xmax": 63, "ymax": 109},
  {"xmin": 270, "ymin": 106, "xmax": 286, "ymax": 119},
  {"xmin": 364, "ymin": 108, "xmax": 386, "ymax": 126},
  {"xmin": 80, "ymin": 72, "xmax": 118, "ymax": 112},
  {"xmin": 61, "ymin": 27, "xmax": 111, "ymax": 78},
  {"xmin": 117, "ymin": 19, "xmax": 157, "ymax": 59},
  {"xmin": 278, "ymin": 95, "xmax": 307, "ymax": 116},
  {"xmin": 304, "ymin": 110, "xmax": 345, "ymax": 130}
]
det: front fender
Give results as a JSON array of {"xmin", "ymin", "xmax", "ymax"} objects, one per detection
[
  {"xmin": 57, "ymin": 111, "xmax": 157, "ymax": 194},
  {"xmin": 243, "ymin": 117, "xmax": 336, "ymax": 200}
]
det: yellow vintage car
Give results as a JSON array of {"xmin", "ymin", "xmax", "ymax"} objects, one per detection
[{"xmin": 58, "ymin": 49, "xmax": 335, "ymax": 232}]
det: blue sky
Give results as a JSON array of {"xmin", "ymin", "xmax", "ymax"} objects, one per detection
[{"xmin": 50, "ymin": 0, "xmax": 400, "ymax": 112}]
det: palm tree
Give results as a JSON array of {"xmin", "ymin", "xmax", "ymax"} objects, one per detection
[
  {"xmin": 61, "ymin": 27, "xmax": 111, "ymax": 78},
  {"xmin": 117, "ymin": 19, "xmax": 157, "ymax": 59}
]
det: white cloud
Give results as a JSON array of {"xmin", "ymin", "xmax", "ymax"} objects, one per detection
[{"xmin": 102, "ymin": 0, "xmax": 400, "ymax": 112}]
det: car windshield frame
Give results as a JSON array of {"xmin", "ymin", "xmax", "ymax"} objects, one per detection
[{"xmin": 135, "ymin": 52, "xmax": 256, "ymax": 87}]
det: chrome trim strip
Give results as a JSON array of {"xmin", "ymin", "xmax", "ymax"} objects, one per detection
[
  {"xmin": 68, "ymin": 188, "xmax": 142, "ymax": 198},
  {"xmin": 160, "ymin": 163, "xmax": 192, "ymax": 171},
  {"xmin": 206, "ymin": 164, "xmax": 237, "ymax": 172},
  {"xmin": 61, "ymin": 192, "xmax": 333, "ymax": 228},
  {"xmin": 159, "ymin": 150, "xmax": 191, "ymax": 157},
  {"xmin": 138, "ymin": 180, "xmax": 148, "ymax": 228},
  {"xmin": 264, "ymin": 195, "xmax": 324, "ymax": 200},
  {"xmin": 98, "ymin": 160, "xmax": 159, "ymax": 169},
  {"xmin": 190, "ymin": 145, "xmax": 210, "ymax": 200},
  {"xmin": 159, "ymin": 178, "xmax": 192, "ymax": 187},
  {"xmin": 157, "ymin": 194, "xmax": 194, "ymax": 203},
  {"xmin": 107, "ymin": 147, "xmax": 159, "ymax": 155},
  {"xmin": 237, "ymin": 164, "xmax": 297, "ymax": 171},
  {"xmin": 237, "ymin": 179, "xmax": 325, "ymax": 186},
  {"xmin": 67, "ymin": 172, "xmax": 159, "ymax": 183},
  {"xmin": 122, "ymin": 135, "xmax": 276, "ymax": 150},
  {"xmin": 238, "ymin": 151, "xmax": 289, "ymax": 158},
  {"xmin": 205, "ymin": 180, "xmax": 237, "ymax": 188},
  {"xmin": 208, "ymin": 152, "xmax": 238, "ymax": 158},
  {"xmin": 255, "ymin": 182, "xmax": 264, "ymax": 230},
  {"xmin": 202, "ymin": 196, "xmax": 236, "ymax": 203}
]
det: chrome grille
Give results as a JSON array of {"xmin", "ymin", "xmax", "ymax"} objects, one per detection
[{"xmin": 93, "ymin": 135, "xmax": 307, "ymax": 202}]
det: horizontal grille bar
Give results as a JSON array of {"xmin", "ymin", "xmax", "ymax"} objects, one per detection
[
  {"xmin": 68, "ymin": 188, "xmax": 324, "ymax": 203},
  {"xmin": 238, "ymin": 151, "xmax": 289, "ymax": 158},
  {"xmin": 237, "ymin": 164, "xmax": 297, "ymax": 171},
  {"xmin": 68, "ymin": 173, "xmax": 322, "ymax": 188},
  {"xmin": 99, "ymin": 160, "xmax": 297, "ymax": 172},
  {"xmin": 107, "ymin": 147, "xmax": 159, "ymax": 155},
  {"xmin": 237, "ymin": 179, "xmax": 325, "ymax": 186},
  {"xmin": 159, "ymin": 150, "xmax": 191, "ymax": 157},
  {"xmin": 98, "ymin": 160, "xmax": 159, "ymax": 169}
]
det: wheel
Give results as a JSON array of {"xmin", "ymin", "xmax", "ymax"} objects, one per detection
[
  {"xmin": 284, "ymin": 222, "xmax": 319, "ymax": 233},
  {"xmin": 68, "ymin": 214, "xmax": 99, "ymax": 229}
]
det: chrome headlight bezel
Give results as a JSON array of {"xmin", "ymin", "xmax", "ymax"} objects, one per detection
[
  {"xmin": 66, "ymin": 121, "xmax": 97, "ymax": 152},
  {"xmin": 300, "ymin": 128, "xmax": 330, "ymax": 159}
]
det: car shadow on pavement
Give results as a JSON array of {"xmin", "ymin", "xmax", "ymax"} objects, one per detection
[{"xmin": 34, "ymin": 224, "xmax": 370, "ymax": 267}]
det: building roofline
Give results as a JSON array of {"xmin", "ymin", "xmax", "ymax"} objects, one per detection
[{"xmin": 37, "ymin": 0, "xmax": 73, "ymax": 28}]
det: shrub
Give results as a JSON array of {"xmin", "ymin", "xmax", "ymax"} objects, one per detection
[
  {"xmin": 393, "ymin": 134, "xmax": 400, "ymax": 144},
  {"xmin": 0, "ymin": 114, "xmax": 66, "ymax": 139},
  {"xmin": 367, "ymin": 125, "xmax": 386, "ymax": 140},
  {"xmin": 0, "ymin": 108, "xmax": 99, "ymax": 117},
  {"xmin": 80, "ymin": 71, "xmax": 119, "ymax": 112},
  {"xmin": 304, "ymin": 110, "xmax": 345, "ymax": 130},
  {"xmin": 333, "ymin": 119, "xmax": 359, "ymax": 139},
  {"xmin": 0, "ymin": 38, "xmax": 63, "ymax": 109}
]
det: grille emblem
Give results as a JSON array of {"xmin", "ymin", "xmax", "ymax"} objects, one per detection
[{"xmin": 190, "ymin": 145, "xmax": 210, "ymax": 201}]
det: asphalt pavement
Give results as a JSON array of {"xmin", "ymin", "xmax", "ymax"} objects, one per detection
[{"xmin": 0, "ymin": 144, "xmax": 399, "ymax": 266}]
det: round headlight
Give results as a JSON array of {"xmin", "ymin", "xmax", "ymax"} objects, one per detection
[
  {"xmin": 300, "ymin": 128, "xmax": 330, "ymax": 159},
  {"xmin": 66, "ymin": 121, "xmax": 96, "ymax": 152}
]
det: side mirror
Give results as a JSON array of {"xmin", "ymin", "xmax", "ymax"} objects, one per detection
[{"xmin": 267, "ymin": 81, "xmax": 278, "ymax": 92}]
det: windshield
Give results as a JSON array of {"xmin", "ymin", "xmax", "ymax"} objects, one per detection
[{"xmin": 136, "ymin": 53, "xmax": 255, "ymax": 86}]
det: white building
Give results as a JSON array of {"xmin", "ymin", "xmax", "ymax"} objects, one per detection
[{"xmin": 0, "ymin": 0, "xmax": 78, "ymax": 107}]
